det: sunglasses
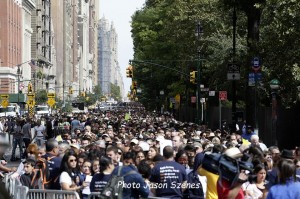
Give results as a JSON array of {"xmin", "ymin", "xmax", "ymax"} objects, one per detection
[
  {"xmin": 28, "ymin": 151, "xmax": 35, "ymax": 154},
  {"xmin": 69, "ymin": 159, "xmax": 77, "ymax": 163}
]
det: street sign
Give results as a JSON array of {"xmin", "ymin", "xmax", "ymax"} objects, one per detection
[
  {"xmin": 1, "ymin": 95, "xmax": 9, "ymax": 99},
  {"xmin": 27, "ymin": 93, "xmax": 35, "ymax": 97},
  {"xmin": 191, "ymin": 96, "xmax": 196, "ymax": 103},
  {"xmin": 227, "ymin": 63, "xmax": 240, "ymax": 80},
  {"xmin": 219, "ymin": 91, "xmax": 227, "ymax": 101},
  {"xmin": 248, "ymin": 73, "xmax": 255, "ymax": 86},
  {"xmin": 1, "ymin": 100, "xmax": 9, "ymax": 108},
  {"xmin": 228, "ymin": 64, "xmax": 240, "ymax": 73},
  {"xmin": 47, "ymin": 98, "xmax": 55, "ymax": 107},
  {"xmin": 227, "ymin": 73, "xmax": 241, "ymax": 80},
  {"xmin": 47, "ymin": 93, "xmax": 55, "ymax": 98},
  {"xmin": 170, "ymin": 98, "xmax": 175, "ymax": 103},
  {"xmin": 248, "ymin": 72, "xmax": 263, "ymax": 86},
  {"xmin": 27, "ymin": 99, "xmax": 35, "ymax": 107},
  {"xmin": 209, "ymin": 91, "xmax": 216, "ymax": 96},
  {"xmin": 252, "ymin": 57, "xmax": 261, "ymax": 72}
]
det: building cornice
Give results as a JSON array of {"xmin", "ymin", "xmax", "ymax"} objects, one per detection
[{"xmin": 23, "ymin": 0, "xmax": 36, "ymax": 10}]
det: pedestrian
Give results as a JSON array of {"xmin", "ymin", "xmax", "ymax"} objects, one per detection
[
  {"xmin": 20, "ymin": 158, "xmax": 36, "ymax": 188},
  {"xmin": 267, "ymin": 159, "xmax": 300, "ymax": 199},
  {"xmin": 150, "ymin": 146, "xmax": 187, "ymax": 198},
  {"xmin": 90, "ymin": 156, "xmax": 114, "ymax": 193},
  {"xmin": 10, "ymin": 118, "xmax": 24, "ymax": 161},
  {"xmin": 59, "ymin": 149, "xmax": 86, "ymax": 191},
  {"xmin": 33, "ymin": 119, "xmax": 46, "ymax": 147},
  {"xmin": 22, "ymin": 117, "xmax": 32, "ymax": 159}
]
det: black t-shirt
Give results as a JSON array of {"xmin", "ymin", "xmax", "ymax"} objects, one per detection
[
  {"xmin": 90, "ymin": 173, "xmax": 112, "ymax": 193},
  {"xmin": 150, "ymin": 161, "xmax": 187, "ymax": 199}
]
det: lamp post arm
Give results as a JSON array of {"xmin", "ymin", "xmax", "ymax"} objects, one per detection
[{"xmin": 129, "ymin": 59, "xmax": 189, "ymax": 78}]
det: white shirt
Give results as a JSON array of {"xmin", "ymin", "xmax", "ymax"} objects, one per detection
[
  {"xmin": 82, "ymin": 175, "xmax": 92, "ymax": 195},
  {"xmin": 34, "ymin": 125, "xmax": 45, "ymax": 137},
  {"xmin": 59, "ymin": 171, "xmax": 72, "ymax": 186},
  {"xmin": 0, "ymin": 121, "xmax": 4, "ymax": 133}
]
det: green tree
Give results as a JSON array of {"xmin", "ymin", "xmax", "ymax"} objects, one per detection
[
  {"xmin": 131, "ymin": 0, "xmax": 300, "ymax": 112},
  {"xmin": 110, "ymin": 83, "xmax": 121, "ymax": 100},
  {"xmin": 35, "ymin": 89, "xmax": 47, "ymax": 104}
]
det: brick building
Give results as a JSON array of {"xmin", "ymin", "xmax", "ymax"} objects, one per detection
[{"xmin": 0, "ymin": 0, "xmax": 23, "ymax": 94}]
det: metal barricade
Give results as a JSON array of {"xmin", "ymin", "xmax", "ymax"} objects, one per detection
[
  {"xmin": 15, "ymin": 185, "xmax": 29, "ymax": 199},
  {"xmin": 88, "ymin": 192, "xmax": 100, "ymax": 199},
  {"xmin": 5, "ymin": 173, "xmax": 21, "ymax": 197},
  {"xmin": 27, "ymin": 189, "xmax": 80, "ymax": 199},
  {"xmin": 2, "ymin": 172, "xmax": 11, "ymax": 191},
  {"xmin": 88, "ymin": 192, "xmax": 170, "ymax": 199}
]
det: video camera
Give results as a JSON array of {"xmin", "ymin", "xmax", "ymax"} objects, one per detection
[{"xmin": 202, "ymin": 152, "xmax": 253, "ymax": 183}]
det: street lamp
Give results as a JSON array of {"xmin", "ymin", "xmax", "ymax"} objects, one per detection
[
  {"xmin": 269, "ymin": 79, "xmax": 280, "ymax": 146},
  {"xmin": 195, "ymin": 21, "xmax": 203, "ymax": 124}
]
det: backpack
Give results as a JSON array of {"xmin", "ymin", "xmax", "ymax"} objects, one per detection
[
  {"xmin": 183, "ymin": 171, "xmax": 204, "ymax": 199},
  {"xmin": 99, "ymin": 167, "xmax": 136, "ymax": 199},
  {"xmin": 30, "ymin": 157, "xmax": 55, "ymax": 189}
]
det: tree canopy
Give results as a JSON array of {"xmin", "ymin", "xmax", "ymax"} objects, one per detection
[{"xmin": 131, "ymin": 0, "xmax": 300, "ymax": 111}]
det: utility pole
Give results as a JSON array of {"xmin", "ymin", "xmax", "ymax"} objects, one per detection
[
  {"xmin": 232, "ymin": 0, "xmax": 237, "ymax": 130},
  {"xmin": 17, "ymin": 64, "xmax": 21, "ymax": 114},
  {"xmin": 196, "ymin": 22, "xmax": 203, "ymax": 125}
]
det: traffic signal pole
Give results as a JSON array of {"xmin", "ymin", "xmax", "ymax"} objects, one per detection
[{"xmin": 197, "ymin": 50, "xmax": 201, "ymax": 124}]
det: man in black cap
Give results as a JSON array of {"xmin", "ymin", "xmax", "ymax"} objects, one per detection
[
  {"xmin": 241, "ymin": 125, "xmax": 255, "ymax": 142},
  {"xmin": 267, "ymin": 149, "xmax": 300, "ymax": 189}
]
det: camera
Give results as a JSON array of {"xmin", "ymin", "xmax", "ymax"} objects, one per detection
[{"xmin": 202, "ymin": 153, "xmax": 253, "ymax": 183}]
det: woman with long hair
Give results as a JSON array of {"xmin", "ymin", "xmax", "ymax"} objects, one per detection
[
  {"xmin": 90, "ymin": 156, "xmax": 115, "ymax": 193},
  {"xmin": 243, "ymin": 164, "xmax": 268, "ymax": 199},
  {"xmin": 59, "ymin": 150, "xmax": 86, "ymax": 191},
  {"xmin": 147, "ymin": 146, "xmax": 158, "ymax": 161},
  {"xmin": 135, "ymin": 150, "xmax": 145, "ymax": 165},
  {"xmin": 267, "ymin": 159, "xmax": 300, "ymax": 199}
]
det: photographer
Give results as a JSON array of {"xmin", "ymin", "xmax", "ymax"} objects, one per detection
[
  {"xmin": 198, "ymin": 144, "xmax": 224, "ymax": 199},
  {"xmin": 217, "ymin": 147, "xmax": 249, "ymax": 199}
]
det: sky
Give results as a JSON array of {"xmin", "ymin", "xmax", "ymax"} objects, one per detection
[{"xmin": 99, "ymin": 0, "xmax": 146, "ymax": 98}]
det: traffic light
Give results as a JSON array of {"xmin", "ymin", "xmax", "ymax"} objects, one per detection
[
  {"xmin": 69, "ymin": 87, "xmax": 73, "ymax": 94},
  {"xmin": 132, "ymin": 81, "xmax": 137, "ymax": 89},
  {"xmin": 126, "ymin": 65, "xmax": 133, "ymax": 78},
  {"xmin": 190, "ymin": 71, "xmax": 197, "ymax": 84},
  {"xmin": 28, "ymin": 83, "xmax": 33, "ymax": 93}
]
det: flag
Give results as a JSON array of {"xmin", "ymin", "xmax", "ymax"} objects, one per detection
[
  {"xmin": 28, "ymin": 60, "xmax": 36, "ymax": 68},
  {"xmin": 125, "ymin": 113, "xmax": 131, "ymax": 121}
]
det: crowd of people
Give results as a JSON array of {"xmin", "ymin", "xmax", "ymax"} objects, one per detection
[{"xmin": 0, "ymin": 106, "xmax": 300, "ymax": 199}]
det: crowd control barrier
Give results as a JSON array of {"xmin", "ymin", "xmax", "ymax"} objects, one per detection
[
  {"xmin": 15, "ymin": 185, "xmax": 29, "ymax": 199},
  {"xmin": 2, "ymin": 173, "xmax": 22, "ymax": 198},
  {"xmin": 26, "ymin": 189, "xmax": 80, "ymax": 199},
  {"xmin": 88, "ymin": 192, "xmax": 169, "ymax": 199}
]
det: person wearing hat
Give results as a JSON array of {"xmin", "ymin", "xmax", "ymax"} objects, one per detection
[
  {"xmin": 242, "ymin": 125, "xmax": 255, "ymax": 142},
  {"xmin": 267, "ymin": 149, "xmax": 300, "ymax": 189}
]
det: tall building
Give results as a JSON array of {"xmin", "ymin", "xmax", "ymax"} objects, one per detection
[
  {"xmin": 98, "ymin": 17, "xmax": 124, "ymax": 98},
  {"xmin": 78, "ymin": 0, "xmax": 91, "ymax": 93},
  {"xmin": 21, "ymin": 0, "xmax": 36, "ymax": 93},
  {"xmin": 0, "ymin": 0, "xmax": 23, "ymax": 94},
  {"xmin": 90, "ymin": 0, "xmax": 99, "ymax": 88},
  {"xmin": 31, "ymin": 0, "xmax": 53, "ymax": 91},
  {"xmin": 51, "ymin": 0, "xmax": 64, "ymax": 96}
]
